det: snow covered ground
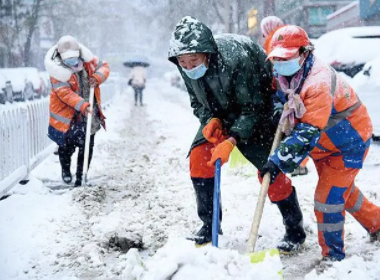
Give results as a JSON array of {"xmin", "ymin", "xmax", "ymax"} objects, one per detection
[{"xmin": 1, "ymin": 79, "xmax": 380, "ymax": 280}]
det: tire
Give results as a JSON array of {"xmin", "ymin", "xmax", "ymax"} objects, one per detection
[
  {"xmin": 19, "ymin": 91, "xmax": 25, "ymax": 102},
  {"xmin": 0, "ymin": 93, "xmax": 5, "ymax": 104},
  {"xmin": 6, "ymin": 89, "xmax": 13, "ymax": 103},
  {"xmin": 24, "ymin": 85, "xmax": 34, "ymax": 101},
  {"xmin": 8, "ymin": 94, "xmax": 13, "ymax": 103}
]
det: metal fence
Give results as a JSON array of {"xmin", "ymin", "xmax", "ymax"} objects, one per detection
[{"xmin": 0, "ymin": 83, "xmax": 117, "ymax": 198}]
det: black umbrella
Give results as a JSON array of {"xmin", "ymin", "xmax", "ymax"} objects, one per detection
[{"xmin": 123, "ymin": 56, "xmax": 150, "ymax": 68}]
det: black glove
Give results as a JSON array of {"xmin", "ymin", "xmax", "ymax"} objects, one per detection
[{"xmin": 260, "ymin": 160, "xmax": 281, "ymax": 184}]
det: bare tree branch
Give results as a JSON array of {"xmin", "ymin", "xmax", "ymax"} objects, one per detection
[
  {"xmin": 24, "ymin": 0, "xmax": 43, "ymax": 66},
  {"xmin": 210, "ymin": 0, "xmax": 225, "ymax": 25}
]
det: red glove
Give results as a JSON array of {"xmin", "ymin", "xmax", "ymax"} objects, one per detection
[
  {"xmin": 207, "ymin": 140, "xmax": 234, "ymax": 167},
  {"xmin": 202, "ymin": 118, "xmax": 223, "ymax": 144}
]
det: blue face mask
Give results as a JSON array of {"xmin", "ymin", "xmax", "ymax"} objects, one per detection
[
  {"xmin": 182, "ymin": 62, "xmax": 208, "ymax": 80},
  {"xmin": 273, "ymin": 57, "xmax": 302, "ymax": 76},
  {"xmin": 63, "ymin": 57, "xmax": 80, "ymax": 67}
]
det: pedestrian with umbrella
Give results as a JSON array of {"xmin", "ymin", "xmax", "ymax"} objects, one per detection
[{"xmin": 124, "ymin": 56, "xmax": 149, "ymax": 106}]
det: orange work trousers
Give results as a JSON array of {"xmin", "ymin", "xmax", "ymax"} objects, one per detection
[{"xmin": 313, "ymin": 151, "xmax": 380, "ymax": 260}]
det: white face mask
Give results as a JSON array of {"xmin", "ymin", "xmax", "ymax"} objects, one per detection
[
  {"xmin": 182, "ymin": 62, "xmax": 208, "ymax": 79},
  {"xmin": 69, "ymin": 60, "xmax": 84, "ymax": 72},
  {"xmin": 180, "ymin": 55, "xmax": 209, "ymax": 80},
  {"xmin": 273, "ymin": 57, "xmax": 304, "ymax": 76}
]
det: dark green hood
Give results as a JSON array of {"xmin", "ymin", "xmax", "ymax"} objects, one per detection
[{"xmin": 168, "ymin": 16, "xmax": 216, "ymax": 64}]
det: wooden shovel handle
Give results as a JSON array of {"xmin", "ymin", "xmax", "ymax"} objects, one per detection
[{"xmin": 246, "ymin": 125, "xmax": 283, "ymax": 253}]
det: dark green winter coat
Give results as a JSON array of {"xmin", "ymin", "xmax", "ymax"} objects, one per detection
[{"xmin": 168, "ymin": 16, "xmax": 275, "ymax": 159}]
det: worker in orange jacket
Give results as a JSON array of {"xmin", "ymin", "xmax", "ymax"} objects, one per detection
[
  {"xmin": 261, "ymin": 25, "xmax": 380, "ymax": 261},
  {"xmin": 44, "ymin": 35, "xmax": 110, "ymax": 186},
  {"xmin": 261, "ymin": 16, "xmax": 309, "ymax": 176}
]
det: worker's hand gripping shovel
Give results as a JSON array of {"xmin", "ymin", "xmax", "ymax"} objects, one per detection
[{"xmin": 82, "ymin": 87, "xmax": 95, "ymax": 187}]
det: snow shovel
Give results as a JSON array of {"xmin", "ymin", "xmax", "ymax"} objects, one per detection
[
  {"xmin": 246, "ymin": 124, "xmax": 283, "ymax": 268},
  {"xmin": 82, "ymin": 87, "xmax": 95, "ymax": 187},
  {"xmin": 212, "ymin": 159, "xmax": 222, "ymax": 247}
]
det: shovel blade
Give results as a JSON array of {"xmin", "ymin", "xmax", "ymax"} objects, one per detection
[
  {"xmin": 248, "ymin": 248, "xmax": 280, "ymax": 263},
  {"xmin": 247, "ymin": 248, "xmax": 283, "ymax": 279}
]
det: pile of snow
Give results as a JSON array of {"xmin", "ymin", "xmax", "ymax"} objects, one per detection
[
  {"xmin": 305, "ymin": 252, "xmax": 380, "ymax": 280},
  {"xmin": 139, "ymin": 239, "xmax": 282, "ymax": 280},
  {"xmin": 314, "ymin": 26, "xmax": 380, "ymax": 65},
  {"xmin": 0, "ymin": 72, "xmax": 7, "ymax": 89}
]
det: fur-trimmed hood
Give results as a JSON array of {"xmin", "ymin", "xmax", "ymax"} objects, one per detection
[{"xmin": 44, "ymin": 43, "xmax": 94, "ymax": 82}]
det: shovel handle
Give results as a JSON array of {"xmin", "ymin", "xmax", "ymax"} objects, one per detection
[
  {"xmin": 82, "ymin": 87, "xmax": 95, "ymax": 187},
  {"xmin": 246, "ymin": 125, "xmax": 283, "ymax": 253},
  {"xmin": 212, "ymin": 159, "xmax": 222, "ymax": 247}
]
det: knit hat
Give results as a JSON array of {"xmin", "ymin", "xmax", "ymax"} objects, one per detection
[
  {"xmin": 260, "ymin": 16, "xmax": 284, "ymax": 38},
  {"xmin": 57, "ymin": 35, "xmax": 80, "ymax": 60}
]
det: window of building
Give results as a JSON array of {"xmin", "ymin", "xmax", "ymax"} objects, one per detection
[{"xmin": 309, "ymin": 6, "xmax": 335, "ymax": 25}]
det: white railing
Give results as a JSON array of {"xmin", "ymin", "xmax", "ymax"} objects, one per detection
[
  {"xmin": 0, "ymin": 98, "xmax": 52, "ymax": 198},
  {"xmin": 0, "ymin": 82, "xmax": 117, "ymax": 198}
]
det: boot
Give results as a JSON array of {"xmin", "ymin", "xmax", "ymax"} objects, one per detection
[
  {"xmin": 62, "ymin": 169, "xmax": 72, "ymax": 184},
  {"xmin": 274, "ymin": 187, "xmax": 306, "ymax": 253},
  {"xmin": 74, "ymin": 174, "xmax": 82, "ymax": 187},
  {"xmin": 75, "ymin": 135, "xmax": 94, "ymax": 187},
  {"xmin": 58, "ymin": 146, "xmax": 72, "ymax": 184},
  {"xmin": 191, "ymin": 178, "xmax": 222, "ymax": 245},
  {"xmin": 369, "ymin": 228, "xmax": 380, "ymax": 242}
]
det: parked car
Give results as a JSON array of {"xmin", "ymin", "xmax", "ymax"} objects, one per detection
[
  {"xmin": 0, "ymin": 72, "xmax": 13, "ymax": 104},
  {"xmin": 350, "ymin": 55, "xmax": 380, "ymax": 140},
  {"xmin": 164, "ymin": 71, "xmax": 186, "ymax": 91},
  {"xmin": 39, "ymin": 71, "xmax": 51, "ymax": 97},
  {"xmin": 18, "ymin": 67, "xmax": 44, "ymax": 99},
  {"xmin": 0, "ymin": 69, "xmax": 34, "ymax": 101},
  {"xmin": 314, "ymin": 26, "xmax": 380, "ymax": 77}
]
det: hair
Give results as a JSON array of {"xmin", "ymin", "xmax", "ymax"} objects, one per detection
[{"xmin": 299, "ymin": 42, "xmax": 315, "ymax": 54}]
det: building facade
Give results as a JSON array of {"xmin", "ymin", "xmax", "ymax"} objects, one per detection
[
  {"xmin": 360, "ymin": 0, "xmax": 380, "ymax": 25},
  {"xmin": 274, "ymin": 0, "xmax": 356, "ymax": 38},
  {"xmin": 326, "ymin": 1, "xmax": 361, "ymax": 31}
]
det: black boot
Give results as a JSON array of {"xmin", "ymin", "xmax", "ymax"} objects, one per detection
[
  {"xmin": 191, "ymin": 178, "xmax": 222, "ymax": 245},
  {"xmin": 274, "ymin": 187, "xmax": 306, "ymax": 253},
  {"xmin": 62, "ymin": 169, "xmax": 72, "ymax": 184},
  {"xmin": 75, "ymin": 135, "xmax": 95, "ymax": 187},
  {"xmin": 74, "ymin": 174, "xmax": 82, "ymax": 187},
  {"xmin": 58, "ymin": 145, "xmax": 73, "ymax": 184}
]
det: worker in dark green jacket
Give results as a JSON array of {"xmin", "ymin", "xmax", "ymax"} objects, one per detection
[{"xmin": 168, "ymin": 16, "xmax": 305, "ymax": 253}]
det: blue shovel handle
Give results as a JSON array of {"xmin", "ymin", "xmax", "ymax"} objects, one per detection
[{"xmin": 212, "ymin": 159, "xmax": 221, "ymax": 247}]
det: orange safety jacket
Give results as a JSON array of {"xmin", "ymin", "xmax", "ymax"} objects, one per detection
[
  {"xmin": 45, "ymin": 46, "xmax": 110, "ymax": 146},
  {"xmin": 270, "ymin": 55, "xmax": 372, "ymax": 172}
]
